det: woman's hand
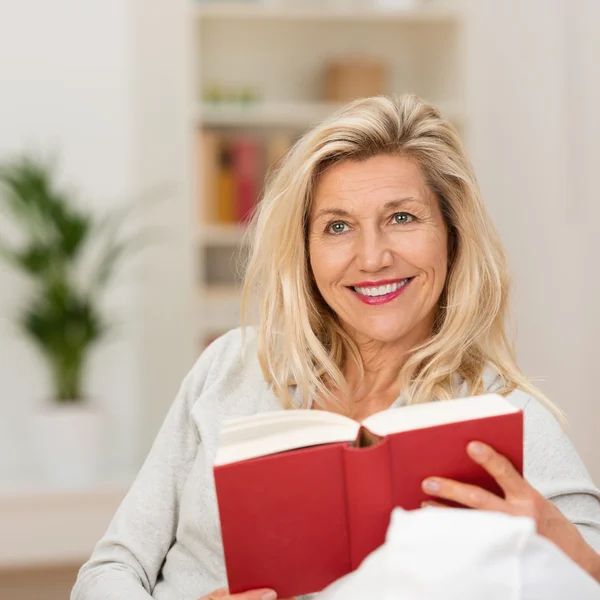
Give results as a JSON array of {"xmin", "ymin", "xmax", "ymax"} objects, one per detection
[
  {"xmin": 421, "ymin": 441, "xmax": 600, "ymax": 582},
  {"xmin": 198, "ymin": 588, "xmax": 296, "ymax": 600}
]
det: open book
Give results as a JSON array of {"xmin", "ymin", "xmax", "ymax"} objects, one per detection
[{"xmin": 214, "ymin": 394, "xmax": 523, "ymax": 598}]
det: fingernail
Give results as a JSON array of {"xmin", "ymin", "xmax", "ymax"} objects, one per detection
[
  {"xmin": 468, "ymin": 442, "xmax": 486, "ymax": 457},
  {"xmin": 422, "ymin": 479, "xmax": 441, "ymax": 493},
  {"xmin": 261, "ymin": 592, "xmax": 277, "ymax": 600}
]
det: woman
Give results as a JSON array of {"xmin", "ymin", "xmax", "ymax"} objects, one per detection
[{"xmin": 72, "ymin": 95, "xmax": 600, "ymax": 600}]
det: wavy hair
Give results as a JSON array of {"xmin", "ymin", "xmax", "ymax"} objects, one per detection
[{"xmin": 241, "ymin": 94, "xmax": 561, "ymax": 419}]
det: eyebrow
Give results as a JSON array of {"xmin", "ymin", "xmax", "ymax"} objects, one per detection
[{"xmin": 312, "ymin": 197, "xmax": 425, "ymax": 220}]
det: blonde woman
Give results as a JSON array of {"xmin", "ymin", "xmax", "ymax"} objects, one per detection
[{"xmin": 72, "ymin": 96, "xmax": 600, "ymax": 600}]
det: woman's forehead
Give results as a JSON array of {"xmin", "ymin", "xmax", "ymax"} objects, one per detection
[
  {"xmin": 311, "ymin": 156, "xmax": 433, "ymax": 215},
  {"xmin": 315, "ymin": 156, "xmax": 427, "ymax": 196}
]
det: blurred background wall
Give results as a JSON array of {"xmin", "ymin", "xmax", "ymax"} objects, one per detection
[
  {"xmin": 467, "ymin": 0, "xmax": 600, "ymax": 486},
  {"xmin": 0, "ymin": 0, "xmax": 194, "ymax": 486},
  {"xmin": 0, "ymin": 0, "xmax": 140, "ymax": 485},
  {"xmin": 0, "ymin": 0, "xmax": 598, "ymax": 598}
]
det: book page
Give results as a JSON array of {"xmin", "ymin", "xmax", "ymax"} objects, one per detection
[
  {"xmin": 363, "ymin": 394, "xmax": 518, "ymax": 437},
  {"xmin": 215, "ymin": 410, "xmax": 360, "ymax": 466}
]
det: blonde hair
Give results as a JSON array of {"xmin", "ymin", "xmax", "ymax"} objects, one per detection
[{"xmin": 241, "ymin": 94, "xmax": 561, "ymax": 419}]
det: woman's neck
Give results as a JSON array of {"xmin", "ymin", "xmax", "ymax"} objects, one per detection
[
  {"xmin": 313, "ymin": 339, "xmax": 411, "ymax": 420},
  {"xmin": 342, "ymin": 352, "xmax": 405, "ymax": 419},
  {"xmin": 341, "ymin": 320, "xmax": 434, "ymax": 418}
]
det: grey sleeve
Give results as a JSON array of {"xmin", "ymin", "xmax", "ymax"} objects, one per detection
[
  {"xmin": 523, "ymin": 397, "xmax": 600, "ymax": 552},
  {"xmin": 71, "ymin": 351, "xmax": 212, "ymax": 599}
]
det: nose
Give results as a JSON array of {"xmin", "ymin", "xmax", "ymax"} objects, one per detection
[{"xmin": 354, "ymin": 227, "xmax": 393, "ymax": 273}]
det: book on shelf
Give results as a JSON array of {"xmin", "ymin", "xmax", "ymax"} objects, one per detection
[
  {"xmin": 213, "ymin": 393, "xmax": 523, "ymax": 598},
  {"xmin": 265, "ymin": 131, "xmax": 294, "ymax": 171},
  {"xmin": 231, "ymin": 135, "xmax": 260, "ymax": 223},
  {"xmin": 217, "ymin": 140, "xmax": 235, "ymax": 223},
  {"xmin": 196, "ymin": 129, "xmax": 295, "ymax": 228},
  {"xmin": 198, "ymin": 129, "xmax": 219, "ymax": 224}
]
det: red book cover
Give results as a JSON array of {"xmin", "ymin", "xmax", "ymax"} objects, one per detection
[
  {"xmin": 214, "ymin": 400, "xmax": 523, "ymax": 598},
  {"xmin": 231, "ymin": 135, "xmax": 260, "ymax": 223}
]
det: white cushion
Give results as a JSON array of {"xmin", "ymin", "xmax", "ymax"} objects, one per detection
[{"xmin": 317, "ymin": 507, "xmax": 600, "ymax": 599}]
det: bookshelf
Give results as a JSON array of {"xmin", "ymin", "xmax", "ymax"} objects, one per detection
[
  {"xmin": 192, "ymin": 2, "xmax": 460, "ymax": 24},
  {"xmin": 198, "ymin": 101, "xmax": 343, "ymax": 128},
  {"xmin": 197, "ymin": 99, "xmax": 464, "ymax": 128},
  {"xmin": 198, "ymin": 223, "xmax": 248, "ymax": 246},
  {"xmin": 191, "ymin": 0, "xmax": 466, "ymax": 348}
]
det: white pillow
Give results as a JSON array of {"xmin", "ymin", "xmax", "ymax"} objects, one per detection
[{"xmin": 317, "ymin": 507, "xmax": 600, "ymax": 600}]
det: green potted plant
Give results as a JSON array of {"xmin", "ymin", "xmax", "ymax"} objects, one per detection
[{"xmin": 0, "ymin": 155, "xmax": 139, "ymax": 486}]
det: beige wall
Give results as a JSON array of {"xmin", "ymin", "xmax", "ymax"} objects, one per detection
[
  {"xmin": 0, "ymin": 0, "xmax": 195, "ymax": 485},
  {"xmin": 0, "ymin": 0, "xmax": 141, "ymax": 484},
  {"xmin": 466, "ymin": 0, "xmax": 600, "ymax": 482}
]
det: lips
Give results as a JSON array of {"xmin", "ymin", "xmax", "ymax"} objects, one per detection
[
  {"xmin": 352, "ymin": 279, "xmax": 411, "ymax": 297},
  {"xmin": 348, "ymin": 277, "xmax": 414, "ymax": 306}
]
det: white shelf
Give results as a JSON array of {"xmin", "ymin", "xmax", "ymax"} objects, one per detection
[
  {"xmin": 200, "ymin": 286, "xmax": 243, "ymax": 332},
  {"xmin": 197, "ymin": 223, "xmax": 249, "ymax": 246},
  {"xmin": 192, "ymin": 0, "xmax": 467, "ymax": 342},
  {"xmin": 197, "ymin": 101, "xmax": 343, "ymax": 128},
  {"xmin": 0, "ymin": 486, "xmax": 127, "ymax": 568},
  {"xmin": 204, "ymin": 285, "xmax": 242, "ymax": 303},
  {"xmin": 197, "ymin": 100, "xmax": 464, "ymax": 128},
  {"xmin": 194, "ymin": 2, "xmax": 460, "ymax": 24}
]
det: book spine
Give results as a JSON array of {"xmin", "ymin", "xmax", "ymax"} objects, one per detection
[
  {"xmin": 265, "ymin": 132, "xmax": 293, "ymax": 172},
  {"xmin": 198, "ymin": 128, "xmax": 219, "ymax": 225},
  {"xmin": 216, "ymin": 137, "xmax": 235, "ymax": 223},
  {"xmin": 343, "ymin": 433, "xmax": 393, "ymax": 569},
  {"xmin": 232, "ymin": 135, "xmax": 260, "ymax": 223}
]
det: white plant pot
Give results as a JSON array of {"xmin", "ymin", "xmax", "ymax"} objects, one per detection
[{"xmin": 31, "ymin": 403, "xmax": 105, "ymax": 489}]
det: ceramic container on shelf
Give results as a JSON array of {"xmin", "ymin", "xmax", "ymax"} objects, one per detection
[{"xmin": 30, "ymin": 401, "xmax": 105, "ymax": 489}]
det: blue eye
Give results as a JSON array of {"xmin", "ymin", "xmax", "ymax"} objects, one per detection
[
  {"xmin": 328, "ymin": 221, "xmax": 347, "ymax": 234},
  {"xmin": 393, "ymin": 212, "xmax": 414, "ymax": 224}
]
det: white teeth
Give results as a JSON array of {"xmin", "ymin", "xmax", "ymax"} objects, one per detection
[{"xmin": 353, "ymin": 279, "xmax": 409, "ymax": 297}]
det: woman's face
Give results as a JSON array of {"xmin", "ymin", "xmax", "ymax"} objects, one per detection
[{"xmin": 308, "ymin": 154, "xmax": 448, "ymax": 345}]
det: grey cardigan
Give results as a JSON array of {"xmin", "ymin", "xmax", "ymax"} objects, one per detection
[{"xmin": 72, "ymin": 328, "xmax": 600, "ymax": 600}]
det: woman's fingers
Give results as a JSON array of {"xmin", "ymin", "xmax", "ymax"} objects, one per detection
[
  {"xmin": 466, "ymin": 441, "xmax": 528, "ymax": 499},
  {"xmin": 422, "ymin": 476, "xmax": 509, "ymax": 512},
  {"xmin": 422, "ymin": 441, "xmax": 530, "ymax": 510}
]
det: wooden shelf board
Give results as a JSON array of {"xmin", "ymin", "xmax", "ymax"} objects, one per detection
[
  {"xmin": 196, "ymin": 100, "xmax": 464, "ymax": 128},
  {"xmin": 193, "ymin": 3, "xmax": 461, "ymax": 25},
  {"xmin": 199, "ymin": 286, "xmax": 243, "ymax": 332},
  {"xmin": 197, "ymin": 101, "xmax": 342, "ymax": 128}
]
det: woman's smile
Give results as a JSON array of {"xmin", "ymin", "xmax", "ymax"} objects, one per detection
[{"xmin": 348, "ymin": 277, "xmax": 415, "ymax": 306}]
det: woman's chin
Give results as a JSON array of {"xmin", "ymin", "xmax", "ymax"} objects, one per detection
[{"xmin": 346, "ymin": 322, "xmax": 416, "ymax": 346}]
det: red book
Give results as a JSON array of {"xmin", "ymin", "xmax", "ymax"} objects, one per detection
[
  {"xmin": 214, "ymin": 394, "xmax": 523, "ymax": 598},
  {"xmin": 231, "ymin": 135, "xmax": 260, "ymax": 223}
]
